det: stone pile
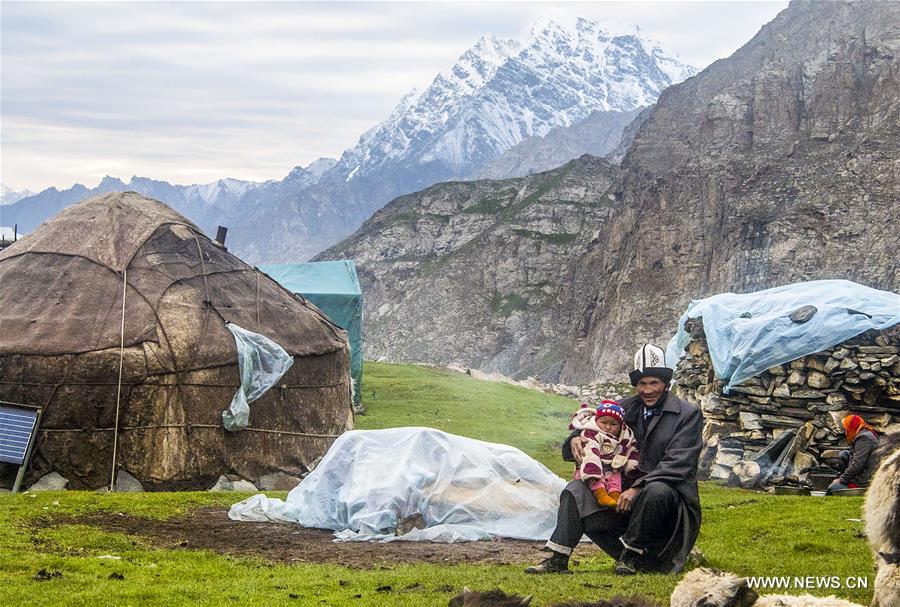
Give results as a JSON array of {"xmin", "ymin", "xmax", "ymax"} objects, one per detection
[
  {"xmin": 443, "ymin": 363, "xmax": 627, "ymax": 403},
  {"xmin": 674, "ymin": 318, "xmax": 900, "ymax": 487},
  {"xmin": 546, "ymin": 383, "xmax": 627, "ymax": 403}
]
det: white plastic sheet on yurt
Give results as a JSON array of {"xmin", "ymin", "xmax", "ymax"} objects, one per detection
[{"xmin": 222, "ymin": 323, "xmax": 294, "ymax": 432}]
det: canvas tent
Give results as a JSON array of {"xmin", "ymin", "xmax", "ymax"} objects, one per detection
[
  {"xmin": 0, "ymin": 192, "xmax": 353, "ymax": 489},
  {"xmin": 259, "ymin": 261, "xmax": 363, "ymax": 407}
]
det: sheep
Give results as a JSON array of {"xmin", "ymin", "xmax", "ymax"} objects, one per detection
[
  {"xmin": 447, "ymin": 587, "xmax": 661, "ymax": 607},
  {"xmin": 863, "ymin": 431, "xmax": 900, "ymax": 607},
  {"xmin": 670, "ymin": 568, "xmax": 864, "ymax": 607},
  {"xmin": 448, "ymin": 588, "xmax": 533, "ymax": 607},
  {"xmin": 553, "ymin": 598, "xmax": 663, "ymax": 607}
]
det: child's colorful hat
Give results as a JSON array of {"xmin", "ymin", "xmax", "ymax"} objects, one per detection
[{"xmin": 595, "ymin": 400, "xmax": 624, "ymax": 422}]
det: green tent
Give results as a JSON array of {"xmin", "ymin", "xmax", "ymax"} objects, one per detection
[{"xmin": 259, "ymin": 260, "xmax": 363, "ymax": 407}]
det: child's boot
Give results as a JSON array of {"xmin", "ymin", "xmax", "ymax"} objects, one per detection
[{"xmin": 593, "ymin": 487, "xmax": 618, "ymax": 507}]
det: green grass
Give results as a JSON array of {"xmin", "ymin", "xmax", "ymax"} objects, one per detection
[
  {"xmin": 357, "ymin": 362, "xmax": 576, "ymax": 477},
  {"xmin": 508, "ymin": 165, "xmax": 571, "ymax": 214},
  {"xmin": 0, "ymin": 363, "xmax": 874, "ymax": 606},
  {"xmin": 510, "ymin": 229, "xmax": 579, "ymax": 245},
  {"xmin": 379, "ymin": 210, "xmax": 419, "ymax": 226},
  {"xmin": 460, "ymin": 196, "xmax": 509, "ymax": 215},
  {"xmin": 489, "ymin": 292, "xmax": 530, "ymax": 317}
]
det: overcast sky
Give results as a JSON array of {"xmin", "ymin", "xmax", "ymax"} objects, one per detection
[{"xmin": 1, "ymin": 1, "xmax": 787, "ymax": 193}]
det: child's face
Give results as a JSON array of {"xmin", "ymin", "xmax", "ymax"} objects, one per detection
[{"xmin": 597, "ymin": 416, "xmax": 621, "ymax": 435}]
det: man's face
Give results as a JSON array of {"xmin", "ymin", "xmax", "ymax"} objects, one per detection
[{"xmin": 636, "ymin": 377, "xmax": 667, "ymax": 407}]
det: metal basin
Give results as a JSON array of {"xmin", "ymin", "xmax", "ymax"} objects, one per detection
[
  {"xmin": 831, "ymin": 488, "xmax": 866, "ymax": 497},
  {"xmin": 774, "ymin": 486, "xmax": 811, "ymax": 496},
  {"xmin": 808, "ymin": 473, "xmax": 835, "ymax": 492}
]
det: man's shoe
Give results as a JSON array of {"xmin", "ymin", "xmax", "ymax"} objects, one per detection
[
  {"xmin": 614, "ymin": 548, "xmax": 640, "ymax": 576},
  {"xmin": 525, "ymin": 551, "xmax": 572, "ymax": 574},
  {"xmin": 614, "ymin": 559, "xmax": 638, "ymax": 575}
]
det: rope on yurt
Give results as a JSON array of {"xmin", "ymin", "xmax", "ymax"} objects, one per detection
[
  {"xmin": 255, "ymin": 271, "xmax": 261, "ymax": 328},
  {"xmin": 1, "ymin": 380, "xmax": 346, "ymax": 388},
  {"xmin": 109, "ymin": 269, "xmax": 127, "ymax": 491},
  {"xmin": 182, "ymin": 235, "xmax": 214, "ymax": 373},
  {"xmin": 40, "ymin": 425, "xmax": 340, "ymax": 439}
]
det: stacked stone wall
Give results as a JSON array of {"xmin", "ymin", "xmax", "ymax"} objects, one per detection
[{"xmin": 674, "ymin": 319, "xmax": 900, "ymax": 486}]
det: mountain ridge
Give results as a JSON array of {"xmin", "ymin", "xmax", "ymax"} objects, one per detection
[
  {"xmin": 4, "ymin": 16, "xmax": 695, "ymax": 263},
  {"xmin": 319, "ymin": 0, "xmax": 900, "ymax": 383}
]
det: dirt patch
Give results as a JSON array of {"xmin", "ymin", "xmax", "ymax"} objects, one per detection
[{"xmin": 42, "ymin": 507, "xmax": 604, "ymax": 568}]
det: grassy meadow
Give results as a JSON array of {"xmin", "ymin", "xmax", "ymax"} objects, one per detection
[
  {"xmin": 0, "ymin": 362, "xmax": 874, "ymax": 606},
  {"xmin": 355, "ymin": 362, "xmax": 582, "ymax": 477}
]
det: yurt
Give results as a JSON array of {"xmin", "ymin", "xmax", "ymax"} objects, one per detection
[{"xmin": 0, "ymin": 192, "xmax": 353, "ymax": 489}]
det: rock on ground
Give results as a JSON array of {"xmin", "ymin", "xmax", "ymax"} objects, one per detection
[
  {"xmin": 257, "ymin": 472, "xmax": 301, "ymax": 491},
  {"xmin": 230, "ymin": 480, "xmax": 258, "ymax": 492},
  {"xmin": 28, "ymin": 472, "xmax": 69, "ymax": 491},
  {"xmin": 112, "ymin": 471, "xmax": 144, "ymax": 493},
  {"xmin": 209, "ymin": 475, "xmax": 258, "ymax": 492}
]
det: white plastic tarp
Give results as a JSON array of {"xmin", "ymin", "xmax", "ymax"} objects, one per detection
[
  {"xmin": 222, "ymin": 323, "xmax": 294, "ymax": 432},
  {"xmin": 666, "ymin": 280, "xmax": 900, "ymax": 392},
  {"xmin": 228, "ymin": 427, "xmax": 567, "ymax": 542}
]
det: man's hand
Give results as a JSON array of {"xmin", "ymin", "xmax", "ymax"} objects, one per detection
[
  {"xmin": 570, "ymin": 436, "xmax": 586, "ymax": 464},
  {"xmin": 616, "ymin": 487, "xmax": 641, "ymax": 513}
]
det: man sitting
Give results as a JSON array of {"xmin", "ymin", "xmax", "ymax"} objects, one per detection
[{"xmin": 526, "ymin": 344, "xmax": 703, "ymax": 575}]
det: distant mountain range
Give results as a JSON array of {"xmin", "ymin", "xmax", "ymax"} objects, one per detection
[
  {"xmin": 0, "ymin": 184, "xmax": 34, "ymax": 206},
  {"xmin": 2, "ymin": 17, "xmax": 695, "ymax": 263},
  {"xmin": 317, "ymin": 0, "xmax": 900, "ymax": 383}
]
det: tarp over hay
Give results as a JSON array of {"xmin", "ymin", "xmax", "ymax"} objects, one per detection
[
  {"xmin": 0, "ymin": 192, "xmax": 353, "ymax": 489},
  {"xmin": 229, "ymin": 428, "xmax": 566, "ymax": 543}
]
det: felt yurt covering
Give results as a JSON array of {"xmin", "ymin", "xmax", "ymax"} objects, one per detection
[{"xmin": 0, "ymin": 192, "xmax": 353, "ymax": 490}]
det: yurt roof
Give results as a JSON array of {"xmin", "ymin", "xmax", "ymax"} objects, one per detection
[
  {"xmin": 0, "ymin": 191, "xmax": 200, "ymax": 272},
  {"xmin": 0, "ymin": 192, "xmax": 347, "ymax": 364}
]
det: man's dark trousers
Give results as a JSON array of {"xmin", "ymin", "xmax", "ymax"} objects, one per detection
[{"xmin": 548, "ymin": 481, "xmax": 678, "ymax": 563}]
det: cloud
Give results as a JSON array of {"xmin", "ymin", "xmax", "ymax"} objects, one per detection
[{"xmin": 0, "ymin": 1, "xmax": 787, "ymax": 191}]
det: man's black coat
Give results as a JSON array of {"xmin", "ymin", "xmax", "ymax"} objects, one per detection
[{"xmin": 562, "ymin": 391, "xmax": 703, "ymax": 572}]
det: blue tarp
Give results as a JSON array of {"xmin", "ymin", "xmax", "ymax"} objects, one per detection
[
  {"xmin": 259, "ymin": 261, "xmax": 363, "ymax": 405},
  {"xmin": 666, "ymin": 280, "xmax": 900, "ymax": 392}
]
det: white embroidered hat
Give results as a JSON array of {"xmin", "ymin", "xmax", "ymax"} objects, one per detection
[{"xmin": 629, "ymin": 343, "xmax": 674, "ymax": 386}]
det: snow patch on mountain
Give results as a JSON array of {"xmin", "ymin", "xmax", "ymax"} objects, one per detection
[
  {"xmin": 0, "ymin": 184, "xmax": 35, "ymax": 205},
  {"xmin": 329, "ymin": 16, "xmax": 696, "ymax": 183}
]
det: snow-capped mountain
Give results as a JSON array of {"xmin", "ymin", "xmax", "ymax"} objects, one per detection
[
  {"xmin": 338, "ymin": 17, "xmax": 695, "ymax": 183},
  {"xmin": 0, "ymin": 184, "xmax": 34, "ymax": 206},
  {"xmin": 5, "ymin": 17, "xmax": 695, "ymax": 263},
  {"xmin": 228, "ymin": 16, "xmax": 696, "ymax": 262}
]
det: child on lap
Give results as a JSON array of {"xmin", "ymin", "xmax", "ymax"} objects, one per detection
[{"xmin": 569, "ymin": 400, "xmax": 640, "ymax": 507}]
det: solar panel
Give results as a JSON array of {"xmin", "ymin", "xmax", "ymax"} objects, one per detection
[{"xmin": 0, "ymin": 404, "xmax": 39, "ymax": 465}]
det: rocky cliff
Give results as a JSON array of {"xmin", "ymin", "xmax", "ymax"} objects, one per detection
[
  {"xmin": 321, "ymin": 0, "xmax": 900, "ymax": 383},
  {"xmin": 475, "ymin": 108, "xmax": 643, "ymax": 179},
  {"xmin": 561, "ymin": 0, "xmax": 900, "ymax": 382},
  {"xmin": 319, "ymin": 156, "xmax": 621, "ymax": 378}
]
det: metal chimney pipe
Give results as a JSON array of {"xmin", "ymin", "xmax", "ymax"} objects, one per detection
[{"xmin": 215, "ymin": 226, "xmax": 228, "ymax": 247}]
